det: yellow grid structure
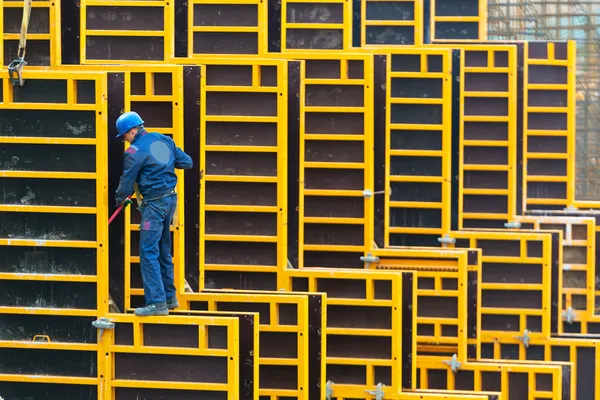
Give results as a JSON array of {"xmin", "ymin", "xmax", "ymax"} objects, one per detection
[
  {"xmin": 281, "ymin": 268, "xmax": 413, "ymax": 399},
  {"xmin": 187, "ymin": 0, "xmax": 268, "ymax": 57},
  {"xmin": 429, "ymin": 0, "xmax": 488, "ymax": 43},
  {"xmin": 384, "ymin": 48, "xmax": 452, "ymax": 247},
  {"xmin": 360, "ymin": 0, "xmax": 424, "ymax": 47},
  {"xmin": 0, "ymin": 70, "xmax": 108, "ymax": 316},
  {"xmin": 183, "ymin": 291, "xmax": 310, "ymax": 399},
  {"xmin": 296, "ymin": 53, "xmax": 374, "ymax": 269},
  {"xmin": 370, "ymin": 247, "xmax": 479, "ymax": 363},
  {"xmin": 80, "ymin": 0, "xmax": 174, "ymax": 64},
  {"xmin": 515, "ymin": 215, "xmax": 596, "ymax": 334},
  {"xmin": 1, "ymin": 0, "xmax": 61, "ymax": 67},
  {"xmin": 479, "ymin": 336, "xmax": 600, "ymax": 399},
  {"xmin": 441, "ymin": 230, "xmax": 554, "ymax": 341},
  {"xmin": 99, "ymin": 313, "xmax": 240, "ymax": 399},
  {"xmin": 281, "ymin": 0, "xmax": 352, "ymax": 52},
  {"xmin": 198, "ymin": 59, "xmax": 288, "ymax": 291},
  {"xmin": 523, "ymin": 41, "xmax": 577, "ymax": 210},
  {"xmin": 416, "ymin": 356, "xmax": 570, "ymax": 399},
  {"xmin": 459, "ymin": 45, "xmax": 518, "ymax": 229}
]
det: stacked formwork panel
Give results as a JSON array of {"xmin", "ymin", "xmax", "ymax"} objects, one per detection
[{"xmin": 0, "ymin": 71, "xmax": 107, "ymax": 398}]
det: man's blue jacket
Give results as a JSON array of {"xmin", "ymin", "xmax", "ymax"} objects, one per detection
[{"xmin": 115, "ymin": 129, "xmax": 193, "ymax": 205}]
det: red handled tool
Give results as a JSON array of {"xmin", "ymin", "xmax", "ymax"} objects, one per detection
[{"xmin": 108, "ymin": 197, "xmax": 133, "ymax": 225}]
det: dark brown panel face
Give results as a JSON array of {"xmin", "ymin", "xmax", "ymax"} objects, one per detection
[{"xmin": 0, "ymin": 382, "xmax": 97, "ymax": 400}]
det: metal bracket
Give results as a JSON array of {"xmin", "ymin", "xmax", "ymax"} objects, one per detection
[
  {"xmin": 443, "ymin": 354, "xmax": 461, "ymax": 373},
  {"xmin": 504, "ymin": 221, "xmax": 522, "ymax": 229},
  {"xmin": 365, "ymin": 383, "xmax": 385, "ymax": 400},
  {"xmin": 8, "ymin": 58, "xmax": 27, "ymax": 86},
  {"xmin": 92, "ymin": 318, "xmax": 115, "ymax": 342},
  {"xmin": 562, "ymin": 307, "xmax": 576, "ymax": 324},
  {"xmin": 32, "ymin": 334, "xmax": 51, "ymax": 343},
  {"xmin": 361, "ymin": 253, "xmax": 380, "ymax": 268},
  {"xmin": 438, "ymin": 234, "xmax": 456, "ymax": 245},
  {"xmin": 514, "ymin": 329, "xmax": 531, "ymax": 348},
  {"xmin": 325, "ymin": 380, "xmax": 334, "ymax": 400}
]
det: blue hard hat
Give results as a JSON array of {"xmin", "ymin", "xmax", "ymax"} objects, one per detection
[{"xmin": 116, "ymin": 111, "xmax": 144, "ymax": 138}]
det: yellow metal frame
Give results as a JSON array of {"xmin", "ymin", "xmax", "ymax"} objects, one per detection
[
  {"xmin": 459, "ymin": 45, "xmax": 518, "ymax": 228},
  {"xmin": 370, "ymin": 247, "xmax": 479, "ymax": 363},
  {"xmin": 293, "ymin": 52, "xmax": 374, "ymax": 268},
  {"xmin": 281, "ymin": 268, "xmax": 414, "ymax": 399},
  {"xmin": 187, "ymin": 0, "xmax": 268, "ymax": 58},
  {"xmin": 80, "ymin": 0, "xmax": 174, "ymax": 64},
  {"xmin": 417, "ymin": 356, "xmax": 569, "ymax": 399},
  {"xmin": 280, "ymin": 0, "xmax": 352, "ymax": 52},
  {"xmin": 1, "ymin": 0, "xmax": 62, "ymax": 67},
  {"xmin": 429, "ymin": 0, "xmax": 488, "ymax": 43},
  {"xmin": 441, "ymin": 230, "xmax": 553, "ymax": 340},
  {"xmin": 515, "ymin": 215, "xmax": 597, "ymax": 332},
  {"xmin": 480, "ymin": 336, "xmax": 600, "ymax": 399},
  {"xmin": 406, "ymin": 390, "xmax": 502, "ymax": 400},
  {"xmin": 183, "ymin": 291, "xmax": 309, "ymax": 398},
  {"xmin": 198, "ymin": 58, "xmax": 288, "ymax": 290},
  {"xmin": 360, "ymin": 0, "xmax": 424, "ymax": 47},
  {"xmin": 0, "ymin": 70, "xmax": 109, "ymax": 316},
  {"xmin": 384, "ymin": 48, "xmax": 452, "ymax": 246},
  {"xmin": 523, "ymin": 41, "xmax": 577, "ymax": 210},
  {"xmin": 100, "ymin": 313, "xmax": 240, "ymax": 399}
]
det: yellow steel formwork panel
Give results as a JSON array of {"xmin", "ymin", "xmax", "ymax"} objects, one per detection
[
  {"xmin": 440, "ymin": 230, "xmax": 555, "ymax": 341},
  {"xmin": 515, "ymin": 216, "xmax": 597, "ymax": 334},
  {"xmin": 182, "ymin": 291, "xmax": 312, "ymax": 399},
  {"xmin": 385, "ymin": 48, "xmax": 452, "ymax": 247},
  {"xmin": 406, "ymin": 390, "xmax": 502, "ymax": 400},
  {"xmin": 295, "ymin": 53, "xmax": 374, "ymax": 269},
  {"xmin": 479, "ymin": 336, "xmax": 600, "ymax": 400},
  {"xmin": 0, "ymin": 70, "xmax": 109, "ymax": 316},
  {"xmin": 416, "ymin": 356, "xmax": 570, "ymax": 400},
  {"xmin": 281, "ymin": 268, "xmax": 414, "ymax": 399},
  {"xmin": 525, "ymin": 208, "xmax": 600, "ymax": 320},
  {"xmin": 187, "ymin": 0, "xmax": 268, "ymax": 58},
  {"xmin": 198, "ymin": 59, "xmax": 288, "ymax": 291},
  {"xmin": 100, "ymin": 314, "xmax": 240, "ymax": 399},
  {"xmin": 360, "ymin": 0, "xmax": 424, "ymax": 47},
  {"xmin": 459, "ymin": 46, "xmax": 518, "ymax": 229},
  {"xmin": 281, "ymin": 0, "xmax": 352, "ymax": 52},
  {"xmin": 429, "ymin": 0, "xmax": 488, "ymax": 43},
  {"xmin": 523, "ymin": 41, "xmax": 577, "ymax": 211},
  {"xmin": 80, "ymin": 0, "xmax": 174, "ymax": 64},
  {"xmin": 369, "ymin": 247, "xmax": 480, "ymax": 363},
  {"xmin": 2, "ymin": 0, "xmax": 61, "ymax": 67}
]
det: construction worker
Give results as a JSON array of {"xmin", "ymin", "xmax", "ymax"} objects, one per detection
[{"xmin": 114, "ymin": 111, "xmax": 193, "ymax": 316}]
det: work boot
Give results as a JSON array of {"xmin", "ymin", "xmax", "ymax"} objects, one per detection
[
  {"xmin": 167, "ymin": 296, "xmax": 179, "ymax": 310},
  {"xmin": 134, "ymin": 302, "xmax": 168, "ymax": 317}
]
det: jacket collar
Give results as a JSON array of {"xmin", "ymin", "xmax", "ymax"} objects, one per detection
[{"xmin": 131, "ymin": 128, "xmax": 147, "ymax": 145}]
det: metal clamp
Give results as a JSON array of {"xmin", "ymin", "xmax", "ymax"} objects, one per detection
[
  {"xmin": 363, "ymin": 189, "xmax": 373, "ymax": 199},
  {"xmin": 92, "ymin": 318, "xmax": 115, "ymax": 342},
  {"xmin": 514, "ymin": 329, "xmax": 531, "ymax": 348},
  {"xmin": 562, "ymin": 307, "xmax": 576, "ymax": 324},
  {"xmin": 361, "ymin": 253, "xmax": 380, "ymax": 268},
  {"xmin": 32, "ymin": 334, "xmax": 51, "ymax": 343},
  {"xmin": 443, "ymin": 354, "xmax": 461, "ymax": 373},
  {"xmin": 8, "ymin": 58, "xmax": 27, "ymax": 87},
  {"xmin": 365, "ymin": 383, "xmax": 385, "ymax": 400},
  {"xmin": 325, "ymin": 380, "xmax": 334, "ymax": 400},
  {"xmin": 504, "ymin": 221, "xmax": 522, "ymax": 229},
  {"xmin": 438, "ymin": 234, "xmax": 456, "ymax": 245}
]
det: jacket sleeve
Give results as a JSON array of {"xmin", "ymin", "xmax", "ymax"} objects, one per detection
[
  {"xmin": 174, "ymin": 146, "xmax": 193, "ymax": 170},
  {"xmin": 114, "ymin": 150, "xmax": 143, "ymax": 205}
]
